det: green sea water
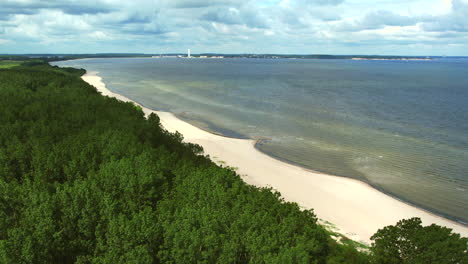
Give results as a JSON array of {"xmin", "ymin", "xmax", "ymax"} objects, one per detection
[{"xmin": 53, "ymin": 57, "xmax": 468, "ymax": 224}]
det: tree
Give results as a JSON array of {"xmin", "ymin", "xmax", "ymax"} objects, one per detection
[
  {"xmin": 370, "ymin": 217, "xmax": 467, "ymax": 264},
  {"xmin": 0, "ymin": 61, "xmax": 369, "ymax": 263}
]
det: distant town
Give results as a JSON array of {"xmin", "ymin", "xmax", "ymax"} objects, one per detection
[
  {"xmin": 152, "ymin": 49, "xmax": 225, "ymax": 59},
  {"xmin": 152, "ymin": 50, "xmax": 432, "ymax": 60}
]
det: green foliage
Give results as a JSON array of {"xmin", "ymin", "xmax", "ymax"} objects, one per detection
[
  {"xmin": 370, "ymin": 217, "xmax": 468, "ymax": 264},
  {"xmin": 2, "ymin": 62, "xmax": 463, "ymax": 264},
  {"xmin": 0, "ymin": 63, "xmax": 366, "ymax": 263},
  {"xmin": 326, "ymin": 244, "xmax": 369, "ymax": 264},
  {"xmin": 0, "ymin": 61, "xmax": 21, "ymax": 69}
]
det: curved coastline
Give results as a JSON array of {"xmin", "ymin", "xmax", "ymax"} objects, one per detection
[
  {"xmin": 172, "ymin": 122, "xmax": 467, "ymax": 226},
  {"xmin": 80, "ymin": 70, "xmax": 468, "ymax": 244},
  {"xmin": 254, "ymin": 143, "xmax": 468, "ymax": 226}
]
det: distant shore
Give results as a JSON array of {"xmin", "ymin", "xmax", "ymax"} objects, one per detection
[
  {"xmin": 351, "ymin": 57, "xmax": 432, "ymax": 61},
  {"xmin": 81, "ymin": 71, "xmax": 468, "ymax": 244}
]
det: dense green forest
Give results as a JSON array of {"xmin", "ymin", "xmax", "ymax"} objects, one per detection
[{"xmin": 0, "ymin": 61, "xmax": 466, "ymax": 263}]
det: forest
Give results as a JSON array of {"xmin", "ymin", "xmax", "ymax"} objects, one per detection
[{"xmin": 0, "ymin": 60, "xmax": 466, "ymax": 263}]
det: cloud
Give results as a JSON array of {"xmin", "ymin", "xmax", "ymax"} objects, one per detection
[
  {"xmin": 294, "ymin": 0, "xmax": 345, "ymax": 6},
  {"xmin": 0, "ymin": 0, "xmax": 466, "ymax": 55},
  {"xmin": 118, "ymin": 13, "xmax": 152, "ymax": 24},
  {"xmin": 201, "ymin": 7, "xmax": 268, "ymax": 28},
  {"xmin": 336, "ymin": 10, "xmax": 417, "ymax": 32},
  {"xmin": 120, "ymin": 22, "xmax": 169, "ymax": 35},
  {"xmin": 363, "ymin": 11, "xmax": 417, "ymax": 27},
  {"xmin": 1, "ymin": 0, "xmax": 115, "ymax": 16},
  {"xmin": 201, "ymin": 8, "xmax": 243, "ymax": 25},
  {"xmin": 421, "ymin": 0, "xmax": 468, "ymax": 32},
  {"xmin": 160, "ymin": 0, "xmax": 242, "ymax": 9},
  {"xmin": 0, "ymin": 7, "xmax": 35, "ymax": 17},
  {"xmin": 274, "ymin": 0, "xmax": 343, "ymax": 31}
]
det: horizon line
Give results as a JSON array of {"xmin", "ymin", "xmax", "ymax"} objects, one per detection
[{"xmin": 2, "ymin": 53, "xmax": 467, "ymax": 57}]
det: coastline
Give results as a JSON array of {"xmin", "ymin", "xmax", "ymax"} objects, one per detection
[
  {"xmin": 351, "ymin": 57, "xmax": 431, "ymax": 61},
  {"xmin": 254, "ymin": 143, "xmax": 468, "ymax": 226},
  {"xmin": 81, "ymin": 70, "xmax": 468, "ymax": 244}
]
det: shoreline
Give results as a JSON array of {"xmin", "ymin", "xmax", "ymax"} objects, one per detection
[
  {"xmin": 253, "ymin": 143, "xmax": 468, "ymax": 226},
  {"xmin": 351, "ymin": 57, "xmax": 432, "ymax": 61},
  {"xmin": 80, "ymin": 70, "xmax": 468, "ymax": 244},
  {"xmin": 171, "ymin": 111, "xmax": 467, "ymax": 226}
]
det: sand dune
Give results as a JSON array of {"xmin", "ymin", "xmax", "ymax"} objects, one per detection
[{"xmin": 82, "ymin": 71, "xmax": 467, "ymax": 244}]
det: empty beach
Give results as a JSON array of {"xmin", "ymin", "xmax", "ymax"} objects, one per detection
[{"xmin": 82, "ymin": 71, "xmax": 468, "ymax": 244}]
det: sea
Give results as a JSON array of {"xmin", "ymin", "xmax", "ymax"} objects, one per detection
[{"xmin": 53, "ymin": 57, "xmax": 468, "ymax": 225}]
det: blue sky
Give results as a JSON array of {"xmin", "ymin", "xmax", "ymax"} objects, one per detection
[{"xmin": 0, "ymin": 0, "xmax": 467, "ymax": 55}]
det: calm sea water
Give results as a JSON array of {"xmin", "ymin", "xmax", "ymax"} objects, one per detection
[{"xmin": 53, "ymin": 58, "xmax": 468, "ymax": 224}]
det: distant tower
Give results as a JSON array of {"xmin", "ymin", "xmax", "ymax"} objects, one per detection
[{"xmin": 187, "ymin": 49, "xmax": 191, "ymax": 58}]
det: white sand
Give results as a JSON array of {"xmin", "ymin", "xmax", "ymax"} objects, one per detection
[{"xmin": 82, "ymin": 71, "xmax": 468, "ymax": 244}]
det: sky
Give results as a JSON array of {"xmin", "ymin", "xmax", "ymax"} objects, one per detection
[{"xmin": 0, "ymin": 0, "xmax": 467, "ymax": 55}]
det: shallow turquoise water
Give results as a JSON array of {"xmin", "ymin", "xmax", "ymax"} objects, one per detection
[{"xmin": 53, "ymin": 58, "xmax": 468, "ymax": 224}]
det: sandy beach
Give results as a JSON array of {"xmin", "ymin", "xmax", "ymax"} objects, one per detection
[{"xmin": 82, "ymin": 71, "xmax": 468, "ymax": 244}]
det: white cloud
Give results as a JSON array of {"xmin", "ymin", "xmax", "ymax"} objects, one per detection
[
  {"xmin": 0, "ymin": 38, "xmax": 12, "ymax": 44},
  {"xmin": 0, "ymin": 0, "xmax": 466, "ymax": 55}
]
